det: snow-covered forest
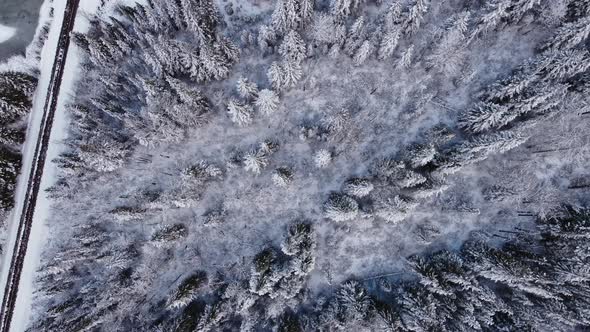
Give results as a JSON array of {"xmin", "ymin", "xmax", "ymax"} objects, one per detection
[
  {"xmin": 11, "ymin": 0, "xmax": 590, "ymax": 330},
  {"xmin": 0, "ymin": 71, "xmax": 37, "ymax": 216}
]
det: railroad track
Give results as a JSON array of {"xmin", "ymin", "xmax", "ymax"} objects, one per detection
[{"xmin": 0, "ymin": 0, "xmax": 80, "ymax": 330}]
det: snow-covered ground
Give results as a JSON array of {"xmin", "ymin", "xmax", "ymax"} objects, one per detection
[
  {"xmin": 0, "ymin": 24, "xmax": 17, "ymax": 44},
  {"xmin": 0, "ymin": 0, "xmax": 44, "ymax": 61},
  {"xmin": 0, "ymin": 0, "xmax": 102, "ymax": 330}
]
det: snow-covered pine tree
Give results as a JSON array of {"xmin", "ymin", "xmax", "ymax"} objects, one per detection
[
  {"xmin": 0, "ymin": 71, "xmax": 37, "ymax": 123},
  {"xmin": 403, "ymin": 0, "xmax": 429, "ymax": 35},
  {"xmin": 374, "ymin": 194, "xmax": 418, "ymax": 223},
  {"xmin": 459, "ymin": 102, "xmax": 512, "ymax": 134},
  {"xmin": 236, "ymin": 76, "xmax": 259, "ymax": 100},
  {"xmin": 331, "ymin": 0, "xmax": 365, "ymax": 18},
  {"xmin": 215, "ymin": 35, "xmax": 240, "ymax": 63},
  {"xmin": 426, "ymin": 12, "xmax": 470, "ymax": 75},
  {"xmin": 258, "ymin": 25, "xmax": 277, "ymax": 53},
  {"xmin": 255, "ymin": 89, "xmax": 280, "ymax": 115},
  {"xmin": 279, "ymin": 30, "xmax": 307, "ymax": 64},
  {"xmin": 0, "ymin": 146, "xmax": 21, "ymax": 211},
  {"xmin": 402, "ymin": 251, "xmax": 506, "ymax": 331},
  {"xmin": 166, "ymin": 76, "xmax": 208, "ymax": 108},
  {"xmin": 342, "ymin": 178, "xmax": 374, "ymax": 198},
  {"xmin": 310, "ymin": 13, "xmax": 346, "ymax": 51},
  {"xmin": 166, "ymin": 76, "xmax": 211, "ymax": 125},
  {"xmin": 314, "ymin": 149, "xmax": 332, "ymax": 168},
  {"xmin": 443, "ymin": 131, "xmax": 528, "ymax": 172},
  {"xmin": 281, "ymin": 222, "xmax": 316, "ymax": 275},
  {"xmin": 509, "ymin": 83, "xmax": 569, "ymax": 120},
  {"xmin": 249, "ymin": 248, "xmax": 281, "ymax": 296},
  {"xmin": 243, "ymin": 149, "xmax": 269, "ymax": 174},
  {"xmin": 468, "ymin": 1, "xmax": 511, "ymax": 42},
  {"xmin": 151, "ymin": 224, "xmax": 188, "ymax": 246},
  {"xmin": 470, "ymin": 0, "xmax": 542, "ymax": 43},
  {"xmin": 403, "ymin": 143, "xmax": 437, "ymax": 168},
  {"xmin": 398, "ymin": 45, "xmax": 414, "ymax": 68},
  {"xmin": 198, "ymin": 43, "xmax": 232, "ymax": 81},
  {"xmin": 353, "ymin": 40, "xmax": 373, "ymax": 66},
  {"xmin": 536, "ymin": 49, "xmax": 590, "ymax": 81},
  {"xmin": 0, "ymin": 127, "xmax": 24, "ymax": 146},
  {"xmin": 324, "ymin": 193, "xmax": 359, "ymax": 221},
  {"xmin": 281, "ymin": 60, "xmax": 303, "ymax": 88},
  {"xmin": 508, "ymin": 0, "xmax": 542, "ymax": 22},
  {"xmin": 344, "ymin": 16, "xmax": 366, "ymax": 56},
  {"xmin": 337, "ymin": 280, "xmax": 373, "ymax": 322},
  {"xmin": 167, "ymin": 271, "xmax": 208, "ymax": 309},
  {"xmin": 384, "ymin": 1, "xmax": 403, "ymax": 31},
  {"xmin": 272, "ymin": 0, "xmax": 300, "ymax": 34},
  {"xmin": 300, "ymin": 0, "xmax": 315, "ymax": 28},
  {"xmin": 182, "ymin": 161, "xmax": 222, "ymax": 182},
  {"xmin": 567, "ymin": 0, "xmax": 590, "ymax": 19},
  {"xmin": 378, "ymin": 28, "xmax": 400, "ymax": 60},
  {"xmin": 227, "ymin": 99, "xmax": 254, "ymax": 126},
  {"xmin": 272, "ymin": 167, "xmax": 294, "ymax": 187},
  {"xmin": 181, "ymin": 0, "xmax": 219, "ymax": 41},
  {"xmin": 462, "ymin": 78, "xmax": 570, "ymax": 135},
  {"xmin": 393, "ymin": 167, "xmax": 426, "ymax": 188},
  {"xmin": 268, "ymin": 62, "xmax": 285, "ymax": 91}
]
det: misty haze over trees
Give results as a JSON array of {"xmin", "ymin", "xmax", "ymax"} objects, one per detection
[{"xmin": 0, "ymin": 0, "xmax": 588, "ymax": 330}]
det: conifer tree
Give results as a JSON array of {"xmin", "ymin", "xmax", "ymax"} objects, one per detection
[
  {"xmin": 310, "ymin": 13, "xmax": 346, "ymax": 50},
  {"xmin": 324, "ymin": 193, "xmax": 359, "ymax": 222},
  {"xmin": 243, "ymin": 150, "xmax": 269, "ymax": 174},
  {"xmin": 404, "ymin": 0, "xmax": 429, "ymax": 35},
  {"xmin": 279, "ymin": 30, "xmax": 307, "ymax": 64},
  {"xmin": 342, "ymin": 178, "xmax": 374, "ymax": 198},
  {"xmin": 331, "ymin": 0, "xmax": 365, "ymax": 18},
  {"xmin": 236, "ymin": 76, "xmax": 259, "ymax": 100},
  {"xmin": 378, "ymin": 28, "xmax": 400, "ymax": 60},
  {"xmin": 167, "ymin": 271, "xmax": 208, "ymax": 309},
  {"xmin": 281, "ymin": 60, "xmax": 303, "ymax": 88},
  {"xmin": 398, "ymin": 45, "xmax": 414, "ymax": 68},
  {"xmin": 272, "ymin": 0, "xmax": 301, "ymax": 34},
  {"xmin": 227, "ymin": 99, "xmax": 254, "ymax": 126},
  {"xmin": 268, "ymin": 62, "xmax": 285, "ymax": 91},
  {"xmin": 374, "ymin": 194, "xmax": 418, "ymax": 223},
  {"xmin": 344, "ymin": 16, "xmax": 366, "ymax": 56},
  {"xmin": 353, "ymin": 40, "xmax": 373, "ymax": 66},
  {"xmin": 258, "ymin": 25, "xmax": 277, "ymax": 52},
  {"xmin": 272, "ymin": 167, "xmax": 294, "ymax": 187},
  {"xmin": 314, "ymin": 149, "xmax": 332, "ymax": 168},
  {"xmin": 255, "ymin": 89, "xmax": 280, "ymax": 115}
]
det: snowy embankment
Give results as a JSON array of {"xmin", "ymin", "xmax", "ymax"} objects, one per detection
[{"xmin": 0, "ymin": 1, "xmax": 101, "ymax": 331}]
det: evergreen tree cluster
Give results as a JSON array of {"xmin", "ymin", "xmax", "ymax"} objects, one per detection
[
  {"xmin": 0, "ymin": 71, "xmax": 37, "ymax": 213},
  {"xmin": 321, "ymin": 0, "xmax": 590, "ymax": 226},
  {"xmin": 63, "ymin": 0, "xmax": 239, "ymax": 173},
  {"xmin": 297, "ymin": 206, "xmax": 590, "ymax": 331}
]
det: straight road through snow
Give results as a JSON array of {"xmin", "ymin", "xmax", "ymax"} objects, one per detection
[{"xmin": 0, "ymin": 0, "xmax": 80, "ymax": 330}]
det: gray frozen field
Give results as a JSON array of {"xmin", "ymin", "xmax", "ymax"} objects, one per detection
[{"xmin": 0, "ymin": 0, "xmax": 43, "ymax": 61}]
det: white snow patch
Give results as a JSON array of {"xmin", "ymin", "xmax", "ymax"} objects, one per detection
[{"xmin": 0, "ymin": 24, "xmax": 16, "ymax": 44}]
